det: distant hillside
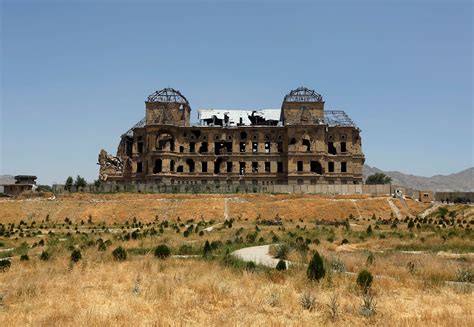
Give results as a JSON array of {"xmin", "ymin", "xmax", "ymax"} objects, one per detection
[
  {"xmin": 363, "ymin": 165, "xmax": 473, "ymax": 192},
  {"xmin": 0, "ymin": 175, "xmax": 15, "ymax": 185}
]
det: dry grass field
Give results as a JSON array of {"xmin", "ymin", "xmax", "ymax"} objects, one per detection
[{"xmin": 0, "ymin": 193, "xmax": 472, "ymax": 326}]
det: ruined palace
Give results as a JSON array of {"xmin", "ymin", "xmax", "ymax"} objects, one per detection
[{"xmin": 98, "ymin": 86, "xmax": 365, "ymax": 186}]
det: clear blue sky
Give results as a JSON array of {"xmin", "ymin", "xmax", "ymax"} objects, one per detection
[{"xmin": 1, "ymin": 0, "xmax": 472, "ymax": 185}]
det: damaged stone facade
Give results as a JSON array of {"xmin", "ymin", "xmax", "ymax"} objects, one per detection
[{"xmin": 98, "ymin": 87, "xmax": 365, "ymax": 186}]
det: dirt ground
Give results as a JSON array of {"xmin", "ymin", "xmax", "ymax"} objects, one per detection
[{"xmin": 0, "ymin": 193, "xmax": 430, "ymax": 224}]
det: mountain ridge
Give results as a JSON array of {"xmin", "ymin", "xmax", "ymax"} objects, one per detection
[{"xmin": 363, "ymin": 165, "xmax": 473, "ymax": 192}]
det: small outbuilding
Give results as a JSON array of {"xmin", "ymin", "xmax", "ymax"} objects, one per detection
[
  {"xmin": 1, "ymin": 175, "xmax": 37, "ymax": 196},
  {"xmin": 418, "ymin": 190, "xmax": 433, "ymax": 203}
]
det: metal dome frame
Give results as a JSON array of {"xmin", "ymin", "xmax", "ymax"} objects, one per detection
[
  {"xmin": 147, "ymin": 87, "xmax": 189, "ymax": 104},
  {"xmin": 284, "ymin": 86, "xmax": 323, "ymax": 103}
]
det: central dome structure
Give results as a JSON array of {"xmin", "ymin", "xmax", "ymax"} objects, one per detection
[
  {"xmin": 283, "ymin": 86, "xmax": 323, "ymax": 103},
  {"xmin": 147, "ymin": 87, "xmax": 189, "ymax": 104}
]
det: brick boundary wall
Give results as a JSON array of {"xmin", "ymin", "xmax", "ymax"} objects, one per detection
[{"xmin": 52, "ymin": 183, "xmax": 392, "ymax": 195}]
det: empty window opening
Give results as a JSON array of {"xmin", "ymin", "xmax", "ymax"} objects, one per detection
[
  {"xmin": 153, "ymin": 159, "xmax": 162, "ymax": 174},
  {"xmin": 328, "ymin": 142, "xmax": 337, "ymax": 155},
  {"xmin": 177, "ymin": 165, "xmax": 183, "ymax": 173},
  {"xmin": 189, "ymin": 142, "xmax": 195, "ymax": 153},
  {"xmin": 170, "ymin": 160, "xmax": 175, "ymax": 172},
  {"xmin": 240, "ymin": 131, "xmax": 247, "ymax": 139},
  {"xmin": 252, "ymin": 162, "xmax": 258, "ymax": 173},
  {"xmin": 137, "ymin": 162, "xmax": 143, "ymax": 173},
  {"xmin": 265, "ymin": 162, "xmax": 271, "ymax": 173},
  {"xmin": 252, "ymin": 179, "xmax": 258, "ymax": 185},
  {"xmin": 239, "ymin": 162, "xmax": 245, "ymax": 175},
  {"xmin": 277, "ymin": 142, "xmax": 283, "ymax": 153},
  {"xmin": 297, "ymin": 179, "xmax": 304, "ymax": 185},
  {"xmin": 310, "ymin": 161, "xmax": 323, "ymax": 174},
  {"xmin": 264, "ymin": 142, "xmax": 271, "ymax": 153},
  {"xmin": 214, "ymin": 158, "xmax": 223, "ymax": 174},
  {"xmin": 215, "ymin": 141, "xmax": 232, "ymax": 155},
  {"xmin": 302, "ymin": 139, "xmax": 311, "ymax": 152},
  {"xmin": 252, "ymin": 142, "xmax": 258, "ymax": 153},
  {"xmin": 137, "ymin": 142, "xmax": 144, "ymax": 154},
  {"xmin": 341, "ymin": 142, "xmax": 347, "ymax": 153},
  {"xmin": 277, "ymin": 162, "xmax": 283, "ymax": 173},
  {"xmin": 157, "ymin": 133, "xmax": 174, "ymax": 151},
  {"xmin": 290, "ymin": 138, "xmax": 296, "ymax": 145},
  {"xmin": 297, "ymin": 161, "xmax": 303, "ymax": 172},
  {"xmin": 341, "ymin": 162, "xmax": 347, "ymax": 173},
  {"xmin": 199, "ymin": 142, "xmax": 208, "ymax": 153},
  {"xmin": 226, "ymin": 162, "xmax": 233, "ymax": 173},
  {"xmin": 328, "ymin": 162, "xmax": 335, "ymax": 173},
  {"xmin": 191, "ymin": 130, "xmax": 201, "ymax": 139},
  {"xmin": 240, "ymin": 142, "xmax": 246, "ymax": 152},
  {"xmin": 202, "ymin": 162, "xmax": 208, "ymax": 173},
  {"xmin": 179, "ymin": 146, "xmax": 184, "ymax": 153},
  {"xmin": 186, "ymin": 159, "xmax": 195, "ymax": 173}
]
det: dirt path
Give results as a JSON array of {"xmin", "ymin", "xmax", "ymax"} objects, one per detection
[{"xmin": 387, "ymin": 198, "xmax": 402, "ymax": 220}]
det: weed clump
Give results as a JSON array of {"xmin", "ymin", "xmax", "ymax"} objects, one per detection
[
  {"xmin": 456, "ymin": 268, "xmax": 473, "ymax": 283},
  {"xmin": 154, "ymin": 244, "xmax": 171, "ymax": 259},
  {"xmin": 360, "ymin": 293, "xmax": 377, "ymax": 317},
  {"xmin": 307, "ymin": 251, "xmax": 325, "ymax": 281},
  {"xmin": 112, "ymin": 246, "xmax": 127, "ymax": 261},
  {"xmin": 20, "ymin": 254, "xmax": 29, "ymax": 261},
  {"xmin": 245, "ymin": 261, "xmax": 256, "ymax": 272},
  {"xmin": 274, "ymin": 243, "xmax": 290, "ymax": 260},
  {"xmin": 300, "ymin": 290, "xmax": 316, "ymax": 311}
]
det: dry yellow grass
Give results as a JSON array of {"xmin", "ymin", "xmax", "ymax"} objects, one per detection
[{"xmin": 1, "ymin": 253, "xmax": 472, "ymax": 326}]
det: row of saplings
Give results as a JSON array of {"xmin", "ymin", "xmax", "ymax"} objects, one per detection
[
  {"xmin": 0, "ymin": 244, "xmax": 375, "ymax": 294},
  {"xmin": 274, "ymin": 252, "xmax": 373, "ymax": 290}
]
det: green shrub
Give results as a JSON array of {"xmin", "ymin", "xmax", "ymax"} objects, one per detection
[
  {"xmin": 0, "ymin": 259, "xmax": 11, "ymax": 271},
  {"xmin": 357, "ymin": 269, "xmax": 373, "ymax": 292},
  {"xmin": 70, "ymin": 249, "xmax": 82, "ymax": 263},
  {"xmin": 40, "ymin": 251, "xmax": 50, "ymax": 261},
  {"xmin": 178, "ymin": 244, "xmax": 193, "ymax": 255},
  {"xmin": 307, "ymin": 251, "xmax": 325, "ymax": 281},
  {"xmin": 203, "ymin": 240, "xmax": 212, "ymax": 257},
  {"xmin": 154, "ymin": 244, "xmax": 171, "ymax": 259},
  {"xmin": 20, "ymin": 254, "xmax": 29, "ymax": 261},
  {"xmin": 98, "ymin": 242, "xmax": 107, "ymax": 251},
  {"xmin": 366, "ymin": 225, "xmax": 373, "ymax": 236},
  {"xmin": 276, "ymin": 259, "xmax": 287, "ymax": 271},
  {"xmin": 112, "ymin": 246, "xmax": 127, "ymax": 261}
]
